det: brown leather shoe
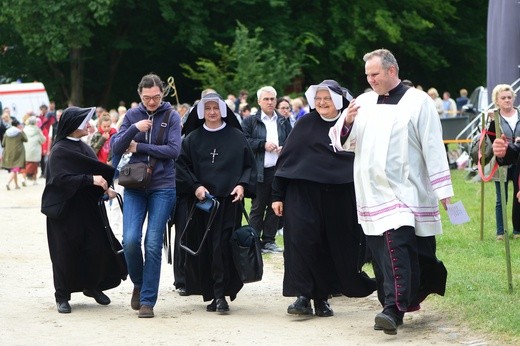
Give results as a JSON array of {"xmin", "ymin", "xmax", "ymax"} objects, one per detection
[
  {"xmin": 131, "ymin": 287, "xmax": 140, "ymax": 310},
  {"xmin": 138, "ymin": 304, "xmax": 154, "ymax": 318}
]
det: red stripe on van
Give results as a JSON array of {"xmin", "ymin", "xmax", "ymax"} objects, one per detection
[{"xmin": 0, "ymin": 88, "xmax": 46, "ymax": 95}]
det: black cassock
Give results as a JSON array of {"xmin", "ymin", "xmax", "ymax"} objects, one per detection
[
  {"xmin": 176, "ymin": 125, "xmax": 256, "ymax": 302},
  {"xmin": 42, "ymin": 137, "xmax": 126, "ymax": 302},
  {"xmin": 272, "ymin": 111, "xmax": 376, "ymax": 299}
]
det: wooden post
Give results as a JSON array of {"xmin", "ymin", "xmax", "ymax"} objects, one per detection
[
  {"xmin": 494, "ymin": 109, "xmax": 513, "ymax": 293},
  {"xmin": 480, "ymin": 112, "xmax": 485, "ymax": 241}
]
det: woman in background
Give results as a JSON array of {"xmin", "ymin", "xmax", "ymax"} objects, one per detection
[
  {"xmin": 2, "ymin": 119, "xmax": 27, "ymax": 190},
  {"xmin": 23, "ymin": 116, "xmax": 45, "ymax": 184}
]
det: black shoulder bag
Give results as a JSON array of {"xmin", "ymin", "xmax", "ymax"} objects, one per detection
[{"xmin": 230, "ymin": 203, "xmax": 263, "ymax": 283}]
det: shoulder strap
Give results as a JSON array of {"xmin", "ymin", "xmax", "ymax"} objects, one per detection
[
  {"xmin": 156, "ymin": 108, "xmax": 172, "ymax": 144},
  {"xmin": 149, "ymin": 108, "xmax": 173, "ymax": 169}
]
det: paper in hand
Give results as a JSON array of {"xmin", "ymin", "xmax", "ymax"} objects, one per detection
[{"xmin": 446, "ymin": 201, "xmax": 470, "ymax": 225}]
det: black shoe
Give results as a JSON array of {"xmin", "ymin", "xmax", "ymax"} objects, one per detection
[
  {"xmin": 314, "ymin": 299, "xmax": 334, "ymax": 317},
  {"xmin": 83, "ymin": 289, "xmax": 111, "ymax": 305},
  {"xmin": 177, "ymin": 287, "xmax": 187, "ymax": 296},
  {"xmin": 206, "ymin": 299, "xmax": 217, "ymax": 312},
  {"xmin": 261, "ymin": 242, "xmax": 283, "ymax": 254},
  {"xmin": 287, "ymin": 296, "xmax": 313, "ymax": 316},
  {"xmin": 57, "ymin": 301, "xmax": 71, "ymax": 314},
  {"xmin": 374, "ymin": 312, "xmax": 399, "ymax": 335},
  {"xmin": 215, "ymin": 297, "xmax": 229, "ymax": 313},
  {"xmin": 374, "ymin": 318, "xmax": 403, "ymax": 331},
  {"xmin": 374, "ymin": 307, "xmax": 404, "ymax": 331}
]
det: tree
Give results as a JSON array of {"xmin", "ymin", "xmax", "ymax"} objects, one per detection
[
  {"xmin": 287, "ymin": 0, "xmax": 487, "ymax": 94},
  {"xmin": 0, "ymin": 0, "xmax": 488, "ymax": 108},
  {"xmin": 181, "ymin": 22, "xmax": 322, "ymax": 100},
  {"xmin": 1, "ymin": 0, "xmax": 116, "ymax": 105}
]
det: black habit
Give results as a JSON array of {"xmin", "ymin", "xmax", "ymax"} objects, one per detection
[
  {"xmin": 176, "ymin": 124, "xmax": 256, "ymax": 302},
  {"xmin": 41, "ymin": 107, "xmax": 127, "ymax": 302},
  {"xmin": 272, "ymin": 110, "xmax": 376, "ymax": 299}
]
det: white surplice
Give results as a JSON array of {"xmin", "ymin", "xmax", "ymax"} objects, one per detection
[{"xmin": 329, "ymin": 88, "xmax": 454, "ymax": 236}]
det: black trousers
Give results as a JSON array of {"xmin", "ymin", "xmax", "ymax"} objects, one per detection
[
  {"xmin": 249, "ymin": 167, "xmax": 279, "ymax": 245},
  {"xmin": 367, "ymin": 227, "xmax": 447, "ymax": 313},
  {"xmin": 367, "ymin": 226, "xmax": 420, "ymax": 313}
]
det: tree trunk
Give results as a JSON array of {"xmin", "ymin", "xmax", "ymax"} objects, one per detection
[
  {"xmin": 98, "ymin": 23, "xmax": 130, "ymax": 108},
  {"xmin": 69, "ymin": 48, "xmax": 84, "ymax": 106},
  {"xmin": 47, "ymin": 61, "xmax": 69, "ymax": 106},
  {"xmin": 99, "ymin": 49, "xmax": 123, "ymax": 108}
]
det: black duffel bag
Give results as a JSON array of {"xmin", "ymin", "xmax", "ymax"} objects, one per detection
[{"xmin": 230, "ymin": 207, "xmax": 263, "ymax": 283}]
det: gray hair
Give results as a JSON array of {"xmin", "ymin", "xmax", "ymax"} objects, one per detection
[
  {"xmin": 363, "ymin": 49, "xmax": 399, "ymax": 74},
  {"xmin": 27, "ymin": 116, "xmax": 38, "ymax": 125},
  {"xmin": 256, "ymin": 86, "xmax": 277, "ymax": 100}
]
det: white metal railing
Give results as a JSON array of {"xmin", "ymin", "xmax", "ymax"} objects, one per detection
[
  {"xmin": 459, "ymin": 77, "xmax": 520, "ymax": 168},
  {"xmin": 457, "ymin": 77, "xmax": 520, "ymax": 143}
]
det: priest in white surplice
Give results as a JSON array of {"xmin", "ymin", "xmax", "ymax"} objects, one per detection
[{"xmin": 329, "ymin": 49, "xmax": 454, "ymax": 335}]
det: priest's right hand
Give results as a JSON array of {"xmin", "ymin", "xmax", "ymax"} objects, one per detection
[
  {"xmin": 343, "ymin": 98, "xmax": 359, "ymax": 127},
  {"xmin": 272, "ymin": 201, "xmax": 283, "ymax": 217}
]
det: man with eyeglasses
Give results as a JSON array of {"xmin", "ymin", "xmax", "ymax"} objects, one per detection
[{"xmin": 242, "ymin": 86, "xmax": 291, "ymax": 254}]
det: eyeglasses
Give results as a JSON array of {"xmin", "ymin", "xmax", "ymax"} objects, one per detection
[
  {"xmin": 141, "ymin": 94, "xmax": 162, "ymax": 103},
  {"xmin": 314, "ymin": 96, "xmax": 332, "ymax": 102}
]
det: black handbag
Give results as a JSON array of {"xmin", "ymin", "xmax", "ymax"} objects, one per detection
[
  {"xmin": 98, "ymin": 194, "xmax": 128, "ymax": 281},
  {"xmin": 230, "ymin": 205, "xmax": 263, "ymax": 283},
  {"xmin": 118, "ymin": 109, "xmax": 172, "ymax": 188}
]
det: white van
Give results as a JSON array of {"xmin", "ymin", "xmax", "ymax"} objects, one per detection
[{"xmin": 0, "ymin": 82, "xmax": 50, "ymax": 122}]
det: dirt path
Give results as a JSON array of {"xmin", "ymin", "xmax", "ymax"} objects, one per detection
[{"xmin": 0, "ymin": 171, "xmax": 495, "ymax": 345}]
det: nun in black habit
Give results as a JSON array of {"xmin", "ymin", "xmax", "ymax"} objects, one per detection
[
  {"xmin": 271, "ymin": 80, "xmax": 376, "ymax": 317},
  {"xmin": 176, "ymin": 93, "xmax": 256, "ymax": 313},
  {"xmin": 41, "ymin": 106, "xmax": 127, "ymax": 314}
]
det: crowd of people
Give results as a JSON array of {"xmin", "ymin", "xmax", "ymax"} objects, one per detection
[
  {"xmin": 3, "ymin": 48, "xmax": 484, "ymax": 336},
  {"xmin": 1, "ymin": 104, "xmax": 56, "ymax": 189}
]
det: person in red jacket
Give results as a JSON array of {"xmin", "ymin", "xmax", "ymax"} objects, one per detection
[{"xmin": 90, "ymin": 113, "xmax": 117, "ymax": 164}]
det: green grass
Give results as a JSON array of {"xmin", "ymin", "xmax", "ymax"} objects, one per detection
[
  {"xmin": 430, "ymin": 168, "xmax": 520, "ymax": 343},
  {"xmin": 245, "ymin": 172, "xmax": 520, "ymax": 343}
]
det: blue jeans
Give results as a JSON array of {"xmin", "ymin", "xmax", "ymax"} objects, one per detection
[
  {"xmin": 495, "ymin": 181, "xmax": 509, "ymax": 235},
  {"xmin": 494, "ymin": 163, "xmax": 520, "ymax": 236},
  {"xmin": 123, "ymin": 188, "xmax": 176, "ymax": 307}
]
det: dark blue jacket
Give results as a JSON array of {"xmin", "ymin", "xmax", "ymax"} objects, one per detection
[
  {"xmin": 111, "ymin": 102, "xmax": 182, "ymax": 189},
  {"xmin": 241, "ymin": 111, "xmax": 291, "ymax": 182}
]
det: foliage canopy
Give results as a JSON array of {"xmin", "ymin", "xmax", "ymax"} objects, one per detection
[{"xmin": 0, "ymin": 0, "xmax": 487, "ymax": 108}]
